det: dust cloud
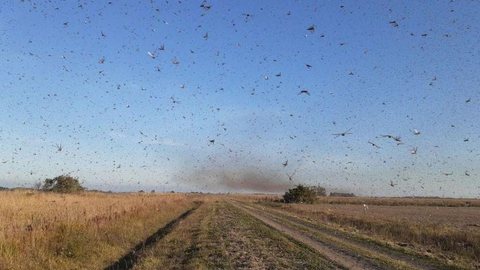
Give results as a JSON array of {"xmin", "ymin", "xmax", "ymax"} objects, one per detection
[{"xmin": 179, "ymin": 167, "xmax": 292, "ymax": 193}]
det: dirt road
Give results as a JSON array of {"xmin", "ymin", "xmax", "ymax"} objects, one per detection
[
  {"xmin": 128, "ymin": 200, "xmax": 465, "ymax": 270},
  {"xmin": 133, "ymin": 201, "xmax": 340, "ymax": 269},
  {"xmin": 230, "ymin": 201, "xmax": 462, "ymax": 270}
]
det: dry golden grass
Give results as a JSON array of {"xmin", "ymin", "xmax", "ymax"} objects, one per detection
[{"xmin": 0, "ymin": 190, "xmax": 199, "ymax": 269}]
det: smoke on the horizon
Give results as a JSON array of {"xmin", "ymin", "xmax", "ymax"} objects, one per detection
[{"xmin": 178, "ymin": 166, "xmax": 292, "ymax": 193}]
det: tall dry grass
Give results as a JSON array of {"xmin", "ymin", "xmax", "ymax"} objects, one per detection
[{"xmin": 0, "ymin": 190, "xmax": 199, "ymax": 269}]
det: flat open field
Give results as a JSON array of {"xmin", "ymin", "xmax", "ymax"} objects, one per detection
[
  {"xmin": 280, "ymin": 202, "xmax": 480, "ymax": 228},
  {"xmin": 313, "ymin": 196, "xmax": 480, "ymax": 207},
  {"xmin": 0, "ymin": 191, "xmax": 479, "ymax": 269}
]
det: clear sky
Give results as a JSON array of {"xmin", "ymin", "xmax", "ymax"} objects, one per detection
[{"xmin": 0, "ymin": 0, "xmax": 479, "ymax": 197}]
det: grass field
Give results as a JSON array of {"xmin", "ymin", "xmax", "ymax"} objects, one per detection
[
  {"xmin": 0, "ymin": 191, "xmax": 479, "ymax": 269},
  {"xmin": 311, "ymin": 196, "xmax": 480, "ymax": 207},
  {"xmin": 0, "ymin": 190, "xmax": 199, "ymax": 269}
]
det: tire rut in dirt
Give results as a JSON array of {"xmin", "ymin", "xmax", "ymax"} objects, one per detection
[
  {"xmin": 248, "ymin": 202, "xmax": 466, "ymax": 270},
  {"xmin": 249, "ymin": 203, "xmax": 453, "ymax": 270},
  {"xmin": 104, "ymin": 203, "xmax": 201, "ymax": 270},
  {"xmin": 231, "ymin": 202, "xmax": 381, "ymax": 270}
]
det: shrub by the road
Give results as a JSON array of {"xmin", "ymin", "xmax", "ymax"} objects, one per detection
[{"xmin": 283, "ymin": 185, "xmax": 316, "ymax": 204}]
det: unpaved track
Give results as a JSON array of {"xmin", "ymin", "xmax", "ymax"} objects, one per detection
[
  {"xmin": 231, "ymin": 201, "xmax": 457, "ymax": 270},
  {"xmin": 249, "ymin": 203, "xmax": 456, "ymax": 270},
  {"xmin": 133, "ymin": 201, "xmax": 342, "ymax": 270},
  {"xmin": 104, "ymin": 203, "xmax": 201, "ymax": 270},
  {"xmin": 231, "ymin": 202, "xmax": 380, "ymax": 270}
]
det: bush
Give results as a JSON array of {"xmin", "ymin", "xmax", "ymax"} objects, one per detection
[
  {"xmin": 42, "ymin": 175, "xmax": 85, "ymax": 193},
  {"xmin": 283, "ymin": 185, "xmax": 316, "ymax": 204}
]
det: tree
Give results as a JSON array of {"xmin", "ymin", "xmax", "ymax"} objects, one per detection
[
  {"xmin": 42, "ymin": 175, "xmax": 85, "ymax": 193},
  {"xmin": 283, "ymin": 185, "xmax": 316, "ymax": 204}
]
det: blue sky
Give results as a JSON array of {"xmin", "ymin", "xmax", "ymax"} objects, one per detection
[{"xmin": 0, "ymin": 1, "xmax": 479, "ymax": 197}]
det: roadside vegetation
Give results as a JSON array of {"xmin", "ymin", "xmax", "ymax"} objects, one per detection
[
  {"xmin": 0, "ymin": 190, "xmax": 199, "ymax": 269},
  {"xmin": 283, "ymin": 185, "xmax": 318, "ymax": 204}
]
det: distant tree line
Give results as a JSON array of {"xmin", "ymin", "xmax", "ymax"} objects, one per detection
[{"xmin": 329, "ymin": 192, "xmax": 356, "ymax": 197}]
